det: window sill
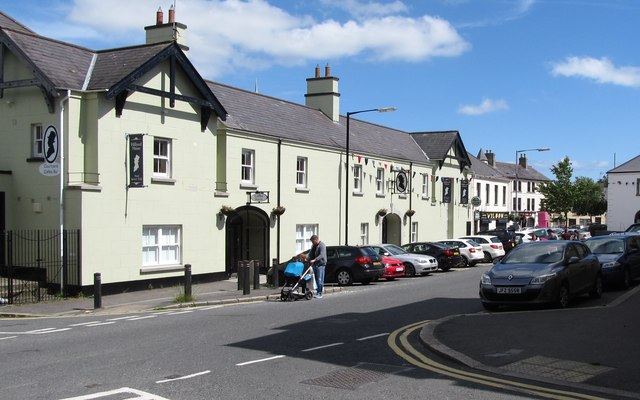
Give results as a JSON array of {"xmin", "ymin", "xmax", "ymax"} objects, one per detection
[
  {"xmin": 27, "ymin": 157, "xmax": 44, "ymax": 163},
  {"xmin": 240, "ymin": 183, "xmax": 258, "ymax": 190},
  {"xmin": 398, "ymin": 194, "xmax": 407, "ymax": 199},
  {"xmin": 295, "ymin": 187, "xmax": 309, "ymax": 193},
  {"xmin": 353, "ymin": 191, "xmax": 364, "ymax": 197},
  {"xmin": 376, "ymin": 193, "xmax": 385, "ymax": 198},
  {"xmin": 140, "ymin": 264, "xmax": 184, "ymax": 274},
  {"xmin": 422, "ymin": 196, "xmax": 430, "ymax": 200},
  {"xmin": 151, "ymin": 177, "xmax": 176, "ymax": 185},
  {"xmin": 214, "ymin": 191, "xmax": 230, "ymax": 198}
]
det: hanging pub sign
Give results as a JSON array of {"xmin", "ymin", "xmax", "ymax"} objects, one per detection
[
  {"xmin": 128, "ymin": 134, "xmax": 144, "ymax": 188},
  {"xmin": 460, "ymin": 179, "xmax": 469, "ymax": 204},
  {"xmin": 394, "ymin": 170, "xmax": 408, "ymax": 194},
  {"xmin": 442, "ymin": 177, "xmax": 452, "ymax": 203}
]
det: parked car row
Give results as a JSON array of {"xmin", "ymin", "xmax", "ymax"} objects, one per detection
[
  {"xmin": 271, "ymin": 237, "xmax": 506, "ymax": 287},
  {"xmin": 479, "ymin": 233, "xmax": 640, "ymax": 311}
]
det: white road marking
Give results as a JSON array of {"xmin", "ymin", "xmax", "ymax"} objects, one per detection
[
  {"xmin": 301, "ymin": 342, "xmax": 344, "ymax": 352},
  {"xmin": 68, "ymin": 321, "xmax": 103, "ymax": 327},
  {"xmin": 0, "ymin": 336, "xmax": 17, "ymax": 340},
  {"xmin": 163, "ymin": 310, "xmax": 193, "ymax": 315},
  {"xmin": 156, "ymin": 370, "xmax": 211, "ymax": 383},
  {"xmin": 106, "ymin": 316, "xmax": 140, "ymax": 321},
  {"xmin": 357, "ymin": 333, "xmax": 389, "ymax": 341},
  {"xmin": 127, "ymin": 315, "xmax": 156, "ymax": 321},
  {"xmin": 26, "ymin": 327, "xmax": 59, "ymax": 333},
  {"xmin": 236, "ymin": 355, "xmax": 286, "ymax": 366},
  {"xmin": 83, "ymin": 322, "xmax": 116, "ymax": 327},
  {"xmin": 59, "ymin": 386, "xmax": 170, "ymax": 399}
]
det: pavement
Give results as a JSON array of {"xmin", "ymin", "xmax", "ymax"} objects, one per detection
[{"xmin": 2, "ymin": 275, "xmax": 639, "ymax": 398}]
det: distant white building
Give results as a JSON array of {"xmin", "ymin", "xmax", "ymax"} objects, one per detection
[{"xmin": 607, "ymin": 155, "xmax": 640, "ymax": 231}]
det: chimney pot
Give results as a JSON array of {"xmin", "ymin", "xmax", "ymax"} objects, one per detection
[
  {"xmin": 168, "ymin": 4, "xmax": 175, "ymax": 23},
  {"xmin": 315, "ymin": 65, "xmax": 320, "ymax": 78},
  {"xmin": 325, "ymin": 64, "xmax": 331, "ymax": 77},
  {"xmin": 156, "ymin": 7, "xmax": 163, "ymax": 25}
]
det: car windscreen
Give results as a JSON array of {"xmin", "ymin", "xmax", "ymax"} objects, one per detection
[
  {"xmin": 501, "ymin": 243, "xmax": 564, "ymax": 264},
  {"xmin": 383, "ymin": 244, "xmax": 406, "ymax": 255},
  {"xmin": 584, "ymin": 238, "xmax": 624, "ymax": 254}
]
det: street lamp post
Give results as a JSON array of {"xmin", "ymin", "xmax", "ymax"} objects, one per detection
[
  {"xmin": 345, "ymin": 107, "xmax": 396, "ymax": 245},
  {"xmin": 514, "ymin": 147, "xmax": 550, "ymax": 227}
]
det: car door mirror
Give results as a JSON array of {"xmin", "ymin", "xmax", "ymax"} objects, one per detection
[{"xmin": 565, "ymin": 256, "xmax": 581, "ymax": 265}]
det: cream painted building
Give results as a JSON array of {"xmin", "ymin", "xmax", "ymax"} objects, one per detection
[{"xmin": 0, "ymin": 10, "xmax": 474, "ymax": 293}]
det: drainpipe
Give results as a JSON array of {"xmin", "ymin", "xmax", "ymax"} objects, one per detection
[
  {"xmin": 59, "ymin": 90, "xmax": 70, "ymax": 294},
  {"xmin": 276, "ymin": 139, "xmax": 282, "ymax": 266}
]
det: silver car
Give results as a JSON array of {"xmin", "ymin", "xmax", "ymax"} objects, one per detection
[{"xmin": 369, "ymin": 243, "xmax": 439, "ymax": 276}]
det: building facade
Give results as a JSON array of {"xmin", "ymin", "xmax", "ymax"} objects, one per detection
[{"xmin": 607, "ymin": 155, "xmax": 640, "ymax": 231}]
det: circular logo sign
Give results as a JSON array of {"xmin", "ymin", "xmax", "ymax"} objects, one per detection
[
  {"xmin": 250, "ymin": 191, "xmax": 269, "ymax": 203},
  {"xmin": 395, "ymin": 171, "xmax": 408, "ymax": 193},
  {"xmin": 471, "ymin": 196, "xmax": 482, "ymax": 207},
  {"xmin": 43, "ymin": 125, "xmax": 59, "ymax": 164}
]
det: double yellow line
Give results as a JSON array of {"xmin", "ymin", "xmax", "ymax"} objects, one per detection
[{"xmin": 388, "ymin": 321, "xmax": 607, "ymax": 400}]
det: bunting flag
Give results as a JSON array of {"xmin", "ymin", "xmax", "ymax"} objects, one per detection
[
  {"xmin": 372, "ymin": 160, "xmax": 376, "ymax": 167},
  {"xmin": 358, "ymin": 155, "xmax": 362, "ymax": 163},
  {"xmin": 365, "ymin": 158, "xmax": 369, "ymax": 165}
]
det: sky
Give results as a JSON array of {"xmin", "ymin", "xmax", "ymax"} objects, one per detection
[{"xmin": 3, "ymin": 0, "xmax": 639, "ymax": 180}]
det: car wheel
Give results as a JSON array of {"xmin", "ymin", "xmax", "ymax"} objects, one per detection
[
  {"xmin": 483, "ymin": 251, "xmax": 492, "ymax": 263},
  {"xmin": 622, "ymin": 268, "xmax": 631, "ymax": 289},
  {"xmin": 403, "ymin": 263, "xmax": 416, "ymax": 277},
  {"xmin": 336, "ymin": 269, "xmax": 353, "ymax": 286},
  {"xmin": 482, "ymin": 302, "xmax": 499, "ymax": 311},
  {"xmin": 438, "ymin": 258, "xmax": 451, "ymax": 272},
  {"xmin": 557, "ymin": 283, "xmax": 570, "ymax": 308},
  {"xmin": 460, "ymin": 256, "xmax": 469, "ymax": 268},
  {"xmin": 589, "ymin": 275, "xmax": 603, "ymax": 299}
]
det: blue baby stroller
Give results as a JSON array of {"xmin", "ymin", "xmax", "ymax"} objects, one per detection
[{"xmin": 280, "ymin": 259, "xmax": 316, "ymax": 301}]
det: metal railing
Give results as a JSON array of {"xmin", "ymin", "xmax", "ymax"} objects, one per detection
[{"xmin": 1, "ymin": 229, "xmax": 81, "ymax": 304}]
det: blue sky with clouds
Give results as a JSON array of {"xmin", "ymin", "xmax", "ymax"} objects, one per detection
[{"xmin": 3, "ymin": 0, "xmax": 639, "ymax": 180}]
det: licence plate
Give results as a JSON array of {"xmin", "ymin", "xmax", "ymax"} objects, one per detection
[
  {"xmin": 396, "ymin": 267, "xmax": 404, "ymax": 272},
  {"xmin": 453, "ymin": 251, "xmax": 459, "ymax": 255},
  {"xmin": 497, "ymin": 287, "xmax": 521, "ymax": 294},
  {"xmin": 373, "ymin": 261, "xmax": 381, "ymax": 267}
]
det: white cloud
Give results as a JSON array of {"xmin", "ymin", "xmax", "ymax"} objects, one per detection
[
  {"xmin": 551, "ymin": 56, "xmax": 640, "ymax": 88},
  {"xmin": 458, "ymin": 98, "xmax": 509, "ymax": 115},
  {"xmin": 319, "ymin": 0, "xmax": 409, "ymax": 19},
  {"xmin": 45, "ymin": 0, "xmax": 469, "ymax": 78}
]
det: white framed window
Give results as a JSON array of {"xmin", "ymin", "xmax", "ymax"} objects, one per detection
[
  {"xmin": 296, "ymin": 157, "xmax": 307, "ymax": 188},
  {"xmin": 376, "ymin": 168, "xmax": 385, "ymax": 194},
  {"xmin": 296, "ymin": 224, "xmax": 318, "ymax": 253},
  {"xmin": 411, "ymin": 222, "xmax": 418, "ymax": 242},
  {"xmin": 241, "ymin": 149, "xmax": 255, "ymax": 185},
  {"xmin": 421, "ymin": 174, "xmax": 429, "ymax": 198},
  {"xmin": 485, "ymin": 184, "xmax": 490, "ymax": 205},
  {"xmin": 502, "ymin": 186, "xmax": 507, "ymax": 205},
  {"xmin": 353, "ymin": 164, "xmax": 362, "ymax": 192},
  {"xmin": 360, "ymin": 223, "xmax": 369, "ymax": 245},
  {"xmin": 142, "ymin": 225, "xmax": 181, "ymax": 267},
  {"xmin": 153, "ymin": 137, "xmax": 172, "ymax": 178},
  {"xmin": 494, "ymin": 185, "xmax": 498, "ymax": 205},
  {"xmin": 637, "ymin": 179, "xmax": 640, "ymax": 196},
  {"xmin": 31, "ymin": 123, "xmax": 44, "ymax": 157}
]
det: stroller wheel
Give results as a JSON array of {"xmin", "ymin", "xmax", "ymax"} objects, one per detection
[
  {"xmin": 287, "ymin": 293, "xmax": 294, "ymax": 302},
  {"xmin": 305, "ymin": 291, "xmax": 313, "ymax": 300}
]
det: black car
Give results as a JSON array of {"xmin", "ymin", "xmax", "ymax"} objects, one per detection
[
  {"xmin": 477, "ymin": 229, "xmax": 519, "ymax": 253},
  {"xmin": 400, "ymin": 242, "xmax": 463, "ymax": 271},
  {"xmin": 584, "ymin": 234, "xmax": 640, "ymax": 289},
  {"xmin": 274, "ymin": 245, "xmax": 384, "ymax": 286},
  {"xmin": 479, "ymin": 241, "xmax": 602, "ymax": 310}
]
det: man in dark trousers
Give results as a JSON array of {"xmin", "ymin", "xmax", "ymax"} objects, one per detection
[{"xmin": 309, "ymin": 235, "xmax": 327, "ymax": 298}]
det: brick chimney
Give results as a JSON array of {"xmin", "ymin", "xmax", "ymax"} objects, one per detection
[
  {"xmin": 145, "ymin": 6, "xmax": 189, "ymax": 53},
  {"xmin": 518, "ymin": 154, "xmax": 528, "ymax": 169},
  {"xmin": 305, "ymin": 64, "xmax": 340, "ymax": 122},
  {"xmin": 485, "ymin": 150, "xmax": 495, "ymax": 167}
]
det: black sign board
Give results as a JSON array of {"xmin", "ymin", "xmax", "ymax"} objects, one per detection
[
  {"xmin": 394, "ymin": 170, "xmax": 408, "ymax": 194},
  {"xmin": 442, "ymin": 177, "xmax": 452, "ymax": 203},
  {"xmin": 460, "ymin": 179, "xmax": 469, "ymax": 204},
  {"xmin": 129, "ymin": 134, "xmax": 144, "ymax": 188}
]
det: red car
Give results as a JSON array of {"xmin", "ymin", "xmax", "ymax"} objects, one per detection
[{"xmin": 380, "ymin": 256, "xmax": 405, "ymax": 280}]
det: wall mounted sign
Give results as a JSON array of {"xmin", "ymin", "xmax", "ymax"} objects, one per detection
[
  {"xmin": 247, "ymin": 191, "xmax": 270, "ymax": 204},
  {"xmin": 39, "ymin": 125, "xmax": 60, "ymax": 176},
  {"xmin": 394, "ymin": 170, "xmax": 408, "ymax": 193},
  {"xmin": 460, "ymin": 179, "xmax": 469, "ymax": 204},
  {"xmin": 442, "ymin": 177, "xmax": 452, "ymax": 203},
  {"xmin": 128, "ymin": 134, "xmax": 144, "ymax": 188}
]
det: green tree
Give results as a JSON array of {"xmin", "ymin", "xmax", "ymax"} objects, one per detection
[
  {"xmin": 573, "ymin": 176, "xmax": 607, "ymax": 219},
  {"xmin": 539, "ymin": 157, "xmax": 574, "ymax": 226}
]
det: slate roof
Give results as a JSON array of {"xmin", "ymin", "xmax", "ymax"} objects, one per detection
[
  {"xmin": 467, "ymin": 152, "xmax": 508, "ymax": 180},
  {"xmin": 1, "ymin": 27, "xmax": 94, "ymax": 90},
  {"xmin": 88, "ymin": 43, "xmax": 172, "ymax": 90},
  {"xmin": 608, "ymin": 154, "xmax": 640, "ymax": 174},
  {"xmin": 0, "ymin": 12, "xmax": 34, "ymax": 33},
  {"xmin": 494, "ymin": 161, "xmax": 549, "ymax": 181}
]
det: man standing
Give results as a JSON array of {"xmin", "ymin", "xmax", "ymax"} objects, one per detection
[{"xmin": 309, "ymin": 235, "xmax": 327, "ymax": 299}]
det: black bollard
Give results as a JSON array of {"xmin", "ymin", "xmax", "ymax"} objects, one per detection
[
  {"xmin": 253, "ymin": 260, "xmax": 260, "ymax": 290},
  {"xmin": 237, "ymin": 261, "xmax": 244, "ymax": 291},
  {"xmin": 243, "ymin": 261, "xmax": 250, "ymax": 295},
  {"xmin": 272, "ymin": 258, "xmax": 279, "ymax": 287},
  {"xmin": 184, "ymin": 264, "xmax": 192, "ymax": 298},
  {"xmin": 94, "ymin": 272, "xmax": 102, "ymax": 309}
]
